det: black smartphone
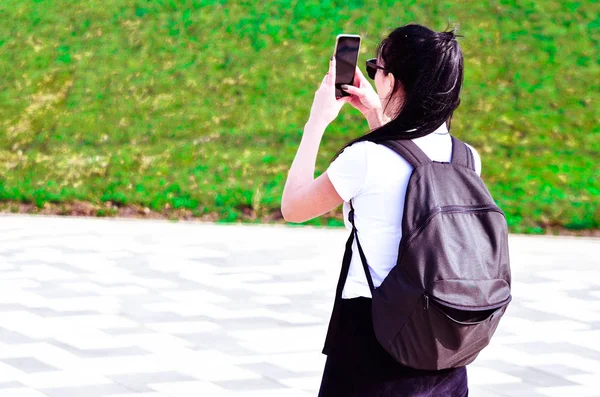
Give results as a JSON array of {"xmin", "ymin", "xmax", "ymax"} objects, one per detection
[{"xmin": 334, "ymin": 34, "xmax": 361, "ymax": 98}]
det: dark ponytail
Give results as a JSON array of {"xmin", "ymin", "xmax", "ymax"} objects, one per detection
[{"xmin": 331, "ymin": 23, "xmax": 464, "ymax": 162}]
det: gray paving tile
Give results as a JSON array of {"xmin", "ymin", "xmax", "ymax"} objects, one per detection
[
  {"xmin": 75, "ymin": 346, "xmax": 151, "ymax": 359},
  {"xmin": 535, "ymin": 363, "xmax": 592, "ymax": 377},
  {"xmin": 0, "ymin": 381, "xmax": 27, "ymax": 389},
  {"xmin": 45, "ymin": 340, "xmax": 149, "ymax": 358},
  {"xmin": 0, "ymin": 304, "xmax": 32, "ymax": 311},
  {"xmin": 505, "ymin": 366, "xmax": 579, "ymax": 387},
  {"xmin": 0, "ymin": 327, "xmax": 38, "ymax": 344},
  {"xmin": 511, "ymin": 342, "xmax": 600, "ymax": 361},
  {"xmin": 102, "ymin": 326, "xmax": 153, "ymax": 336},
  {"xmin": 238, "ymin": 362, "xmax": 298, "ymax": 379},
  {"xmin": 587, "ymin": 321, "xmax": 600, "ymax": 329},
  {"xmin": 502, "ymin": 304, "xmax": 577, "ymax": 322},
  {"xmin": 476, "ymin": 384, "xmax": 549, "ymax": 397},
  {"xmin": 110, "ymin": 372, "xmax": 197, "ymax": 392},
  {"xmin": 216, "ymin": 377, "xmax": 286, "ymax": 391},
  {"xmin": 477, "ymin": 360, "xmax": 590, "ymax": 380},
  {"xmin": 1, "ymin": 357, "xmax": 57, "ymax": 373},
  {"xmin": 49, "ymin": 263, "xmax": 92, "ymax": 274},
  {"xmin": 181, "ymin": 333, "xmax": 252, "ymax": 354},
  {"xmin": 566, "ymin": 289, "xmax": 600, "ymax": 300},
  {"xmin": 118, "ymin": 308, "xmax": 188, "ymax": 322},
  {"xmin": 215, "ymin": 317, "xmax": 291, "ymax": 330},
  {"xmin": 507, "ymin": 305, "xmax": 570, "ymax": 321},
  {"xmin": 468, "ymin": 385, "xmax": 515, "ymax": 397},
  {"xmin": 28, "ymin": 307, "xmax": 101, "ymax": 317},
  {"xmin": 40, "ymin": 382, "xmax": 135, "ymax": 397},
  {"xmin": 36, "ymin": 287, "xmax": 100, "ymax": 298}
]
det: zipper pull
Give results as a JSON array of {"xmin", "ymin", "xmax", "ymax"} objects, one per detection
[{"xmin": 424, "ymin": 294, "xmax": 429, "ymax": 310}]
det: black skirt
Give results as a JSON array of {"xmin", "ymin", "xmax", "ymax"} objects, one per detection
[{"xmin": 318, "ymin": 297, "xmax": 469, "ymax": 397}]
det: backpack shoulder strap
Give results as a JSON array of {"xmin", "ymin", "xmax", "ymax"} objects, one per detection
[
  {"xmin": 450, "ymin": 135, "xmax": 476, "ymax": 171},
  {"xmin": 348, "ymin": 200, "xmax": 375, "ymax": 293},
  {"xmin": 378, "ymin": 139, "xmax": 432, "ymax": 168}
]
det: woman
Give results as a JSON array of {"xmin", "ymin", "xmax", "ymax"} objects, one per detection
[{"xmin": 281, "ymin": 23, "xmax": 479, "ymax": 396}]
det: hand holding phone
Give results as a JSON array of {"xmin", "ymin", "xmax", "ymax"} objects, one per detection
[{"xmin": 340, "ymin": 65, "xmax": 384, "ymax": 117}]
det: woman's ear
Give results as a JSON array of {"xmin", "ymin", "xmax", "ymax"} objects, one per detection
[
  {"xmin": 387, "ymin": 74, "xmax": 404, "ymax": 109},
  {"xmin": 386, "ymin": 72, "xmax": 395, "ymax": 91}
]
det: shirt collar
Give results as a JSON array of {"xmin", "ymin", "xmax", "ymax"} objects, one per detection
[
  {"xmin": 432, "ymin": 122, "xmax": 449, "ymax": 135},
  {"xmin": 406, "ymin": 122, "xmax": 449, "ymax": 135}
]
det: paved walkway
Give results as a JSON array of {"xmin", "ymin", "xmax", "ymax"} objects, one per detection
[{"xmin": 0, "ymin": 214, "xmax": 598, "ymax": 397}]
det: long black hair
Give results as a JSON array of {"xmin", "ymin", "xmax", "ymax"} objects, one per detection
[{"xmin": 331, "ymin": 23, "xmax": 464, "ymax": 162}]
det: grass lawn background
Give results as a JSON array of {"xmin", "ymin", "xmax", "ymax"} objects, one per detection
[{"xmin": 0, "ymin": 0, "xmax": 598, "ymax": 234}]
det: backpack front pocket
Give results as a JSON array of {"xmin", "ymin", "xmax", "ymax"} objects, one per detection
[
  {"xmin": 426, "ymin": 293, "xmax": 510, "ymax": 325},
  {"xmin": 387, "ymin": 292, "xmax": 510, "ymax": 370}
]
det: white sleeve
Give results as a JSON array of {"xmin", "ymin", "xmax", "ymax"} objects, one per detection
[
  {"xmin": 465, "ymin": 143, "xmax": 482, "ymax": 177},
  {"xmin": 325, "ymin": 142, "xmax": 369, "ymax": 202}
]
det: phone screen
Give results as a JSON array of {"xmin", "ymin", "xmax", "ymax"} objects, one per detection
[{"xmin": 335, "ymin": 35, "xmax": 361, "ymax": 98}]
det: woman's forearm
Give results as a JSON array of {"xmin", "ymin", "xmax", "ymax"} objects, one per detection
[{"xmin": 281, "ymin": 119, "xmax": 326, "ymax": 213}]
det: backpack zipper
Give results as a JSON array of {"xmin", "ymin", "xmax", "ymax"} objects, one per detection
[
  {"xmin": 424, "ymin": 292, "xmax": 512, "ymax": 311},
  {"xmin": 404, "ymin": 204, "xmax": 504, "ymax": 248}
]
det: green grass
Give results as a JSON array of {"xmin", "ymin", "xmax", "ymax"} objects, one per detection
[{"xmin": 0, "ymin": 0, "xmax": 598, "ymax": 233}]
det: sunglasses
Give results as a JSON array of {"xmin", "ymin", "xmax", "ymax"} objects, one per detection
[{"xmin": 366, "ymin": 58, "xmax": 386, "ymax": 80}]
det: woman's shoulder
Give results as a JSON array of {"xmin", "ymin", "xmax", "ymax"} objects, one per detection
[
  {"xmin": 343, "ymin": 140, "xmax": 375, "ymax": 151},
  {"xmin": 330, "ymin": 141, "xmax": 371, "ymax": 168},
  {"xmin": 334, "ymin": 140, "xmax": 370, "ymax": 156},
  {"xmin": 332, "ymin": 140, "xmax": 384, "ymax": 166}
]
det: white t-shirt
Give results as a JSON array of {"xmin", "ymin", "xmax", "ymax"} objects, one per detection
[{"xmin": 326, "ymin": 122, "xmax": 482, "ymax": 299}]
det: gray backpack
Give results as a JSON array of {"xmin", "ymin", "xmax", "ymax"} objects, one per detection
[{"xmin": 344, "ymin": 135, "xmax": 512, "ymax": 370}]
